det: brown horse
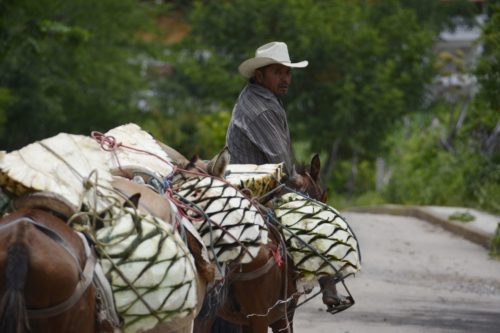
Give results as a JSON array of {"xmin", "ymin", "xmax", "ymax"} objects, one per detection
[
  {"xmin": 192, "ymin": 154, "xmax": 329, "ymax": 333},
  {"xmin": 0, "ymin": 204, "xmax": 99, "ymax": 333}
]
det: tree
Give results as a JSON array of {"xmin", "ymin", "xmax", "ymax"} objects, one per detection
[
  {"xmin": 472, "ymin": 1, "xmax": 500, "ymax": 156},
  {"xmin": 163, "ymin": 0, "xmax": 436, "ymax": 180},
  {"xmin": 0, "ymin": 0, "xmax": 156, "ymax": 150}
]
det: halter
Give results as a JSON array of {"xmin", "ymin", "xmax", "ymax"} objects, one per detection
[{"xmin": 0, "ymin": 216, "xmax": 96, "ymax": 319}]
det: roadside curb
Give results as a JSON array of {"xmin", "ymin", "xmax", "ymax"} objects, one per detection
[{"xmin": 344, "ymin": 205, "xmax": 493, "ymax": 249}]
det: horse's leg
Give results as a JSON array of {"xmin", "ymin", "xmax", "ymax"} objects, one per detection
[
  {"xmin": 242, "ymin": 317, "xmax": 268, "ymax": 333},
  {"xmin": 192, "ymin": 316, "xmax": 214, "ymax": 333},
  {"xmin": 269, "ymin": 308, "xmax": 295, "ymax": 333},
  {"xmin": 269, "ymin": 255, "xmax": 298, "ymax": 333}
]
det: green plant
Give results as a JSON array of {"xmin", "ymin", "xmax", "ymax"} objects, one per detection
[{"xmin": 448, "ymin": 211, "xmax": 475, "ymax": 223}]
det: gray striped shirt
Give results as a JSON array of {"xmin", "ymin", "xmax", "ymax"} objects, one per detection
[{"xmin": 226, "ymin": 82, "xmax": 293, "ymax": 174}]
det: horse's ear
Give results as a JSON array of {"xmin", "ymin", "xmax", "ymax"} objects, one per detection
[
  {"xmin": 310, "ymin": 154, "xmax": 321, "ymax": 181},
  {"xmin": 124, "ymin": 193, "xmax": 141, "ymax": 209},
  {"xmin": 186, "ymin": 155, "xmax": 200, "ymax": 169},
  {"xmin": 207, "ymin": 146, "xmax": 230, "ymax": 177}
]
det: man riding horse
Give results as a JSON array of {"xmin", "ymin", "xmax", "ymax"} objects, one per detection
[{"xmin": 225, "ymin": 41, "xmax": 348, "ymax": 314}]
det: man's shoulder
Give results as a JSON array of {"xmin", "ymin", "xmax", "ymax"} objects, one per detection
[{"xmin": 237, "ymin": 83, "xmax": 280, "ymax": 119}]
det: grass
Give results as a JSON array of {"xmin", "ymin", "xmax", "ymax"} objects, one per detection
[{"xmin": 448, "ymin": 211, "xmax": 476, "ymax": 223}]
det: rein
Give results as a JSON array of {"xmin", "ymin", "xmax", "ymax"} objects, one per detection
[{"xmin": 0, "ymin": 216, "xmax": 96, "ymax": 319}]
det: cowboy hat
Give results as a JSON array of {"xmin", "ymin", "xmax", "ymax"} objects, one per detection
[{"xmin": 238, "ymin": 41, "xmax": 308, "ymax": 78}]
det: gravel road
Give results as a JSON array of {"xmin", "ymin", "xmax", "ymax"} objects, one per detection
[{"xmin": 289, "ymin": 212, "xmax": 500, "ymax": 333}]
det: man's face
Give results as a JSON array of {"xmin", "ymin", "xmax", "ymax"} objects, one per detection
[{"xmin": 255, "ymin": 64, "xmax": 292, "ymax": 96}]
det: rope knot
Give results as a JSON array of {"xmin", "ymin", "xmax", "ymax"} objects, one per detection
[
  {"xmin": 91, "ymin": 131, "xmax": 121, "ymax": 151},
  {"xmin": 82, "ymin": 177, "xmax": 94, "ymax": 190}
]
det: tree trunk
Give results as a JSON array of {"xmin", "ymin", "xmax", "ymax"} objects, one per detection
[
  {"xmin": 321, "ymin": 139, "xmax": 340, "ymax": 182},
  {"xmin": 375, "ymin": 157, "xmax": 385, "ymax": 192},
  {"xmin": 483, "ymin": 118, "xmax": 500, "ymax": 156},
  {"xmin": 444, "ymin": 94, "xmax": 471, "ymax": 152},
  {"xmin": 347, "ymin": 152, "xmax": 358, "ymax": 199}
]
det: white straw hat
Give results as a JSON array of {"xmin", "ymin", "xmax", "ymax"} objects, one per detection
[{"xmin": 238, "ymin": 41, "xmax": 308, "ymax": 78}]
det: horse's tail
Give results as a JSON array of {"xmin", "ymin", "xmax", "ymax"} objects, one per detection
[{"xmin": 0, "ymin": 242, "xmax": 31, "ymax": 333}]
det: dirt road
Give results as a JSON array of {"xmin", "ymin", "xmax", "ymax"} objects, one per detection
[{"xmin": 290, "ymin": 212, "xmax": 500, "ymax": 333}]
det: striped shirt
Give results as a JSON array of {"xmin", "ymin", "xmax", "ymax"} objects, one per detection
[{"xmin": 226, "ymin": 82, "xmax": 293, "ymax": 174}]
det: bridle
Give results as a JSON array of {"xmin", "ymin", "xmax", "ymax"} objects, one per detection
[{"xmin": 0, "ymin": 216, "xmax": 96, "ymax": 319}]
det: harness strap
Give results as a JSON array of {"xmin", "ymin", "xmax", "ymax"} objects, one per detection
[
  {"xmin": 0, "ymin": 217, "xmax": 82, "ymax": 272},
  {"xmin": 231, "ymin": 256, "xmax": 275, "ymax": 281},
  {"xmin": 27, "ymin": 232, "xmax": 97, "ymax": 318},
  {"xmin": 93, "ymin": 253, "xmax": 122, "ymax": 328},
  {"xmin": 0, "ymin": 216, "xmax": 97, "ymax": 319}
]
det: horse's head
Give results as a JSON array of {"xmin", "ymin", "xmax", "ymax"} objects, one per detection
[{"xmin": 284, "ymin": 154, "xmax": 328, "ymax": 203}]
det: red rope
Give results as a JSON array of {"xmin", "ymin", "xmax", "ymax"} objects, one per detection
[
  {"xmin": 91, "ymin": 131, "xmax": 174, "ymax": 168},
  {"xmin": 91, "ymin": 130, "xmax": 266, "ymax": 268},
  {"xmin": 91, "ymin": 131, "xmax": 121, "ymax": 151},
  {"xmin": 271, "ymin": 243, "xmax": 283, "ymax": 268}
]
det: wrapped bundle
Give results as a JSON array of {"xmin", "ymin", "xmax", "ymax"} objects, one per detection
[
  {"xmin": 103, "ymin": 123, "xmax": 174, "ymax": 178},
  {"xmin": 96, "ymin": 207, "xmax": 198, "ymax": 333},
  {"xmin": 173, "ymin": 176, "xmax": 268, "ymax": 264},
  {"xmin": 224, "ymin": 163, "xmax": 284, "ymax": 198},
  {"xmin": 0, "ymin": 133, "xmax": 116, "ymax": 212},
  {"xmin": 274, "ymin": 193, "xmax": 361, "ymax": 281}
]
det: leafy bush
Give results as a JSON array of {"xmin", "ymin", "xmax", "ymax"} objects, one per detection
[{"xmin": 383, "ymin": 111, "xmax": 500, "ymax": 214}]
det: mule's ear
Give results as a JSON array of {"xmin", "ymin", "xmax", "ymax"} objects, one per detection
[
  {"xmin": 310, "ymin": 154, "xmax": 321, "ymax": 181},
  {"xmin": 124, "ymin": 193, "xmax": 141, "ymax": 209},
  {"xmin": 207, "ymin": 146, "xmax": 230, "ymax": 177}
]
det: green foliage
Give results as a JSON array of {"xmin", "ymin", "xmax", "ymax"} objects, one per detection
[
  {"xmin": 476, "ymin": 3, "xmax": 500, "ymax": 107},
  {"xmin": 146, "ymin": 0, "xmax": 441, "ymax": 169},
  {"xmin": 383, "ymin": 108, "xmax": 500, "ymax": 214},
  {"xmin": 1, "ymin": 0, "xmax": 493, "ymax": 216},
  {"xmin": 398, "ymin": 0, "xmax": 477, "ymax": 31},
  {"xmin": 139, "ymin": 109, "xmax": 230, "ymax": 160},
  {"xmin": 448, "ymin": 211, "xmax": 475, "ymax": 223},
  {"xmin": 379, "ymin": 3, "xmax": 500, "ymax": 214},
  {"xmin": 327, "ymin": 158, "xmax": 376, "ymax": 195},
  {"xmin": 0, "ymin": 0, "xmax": 155, "ymax": 151}
]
